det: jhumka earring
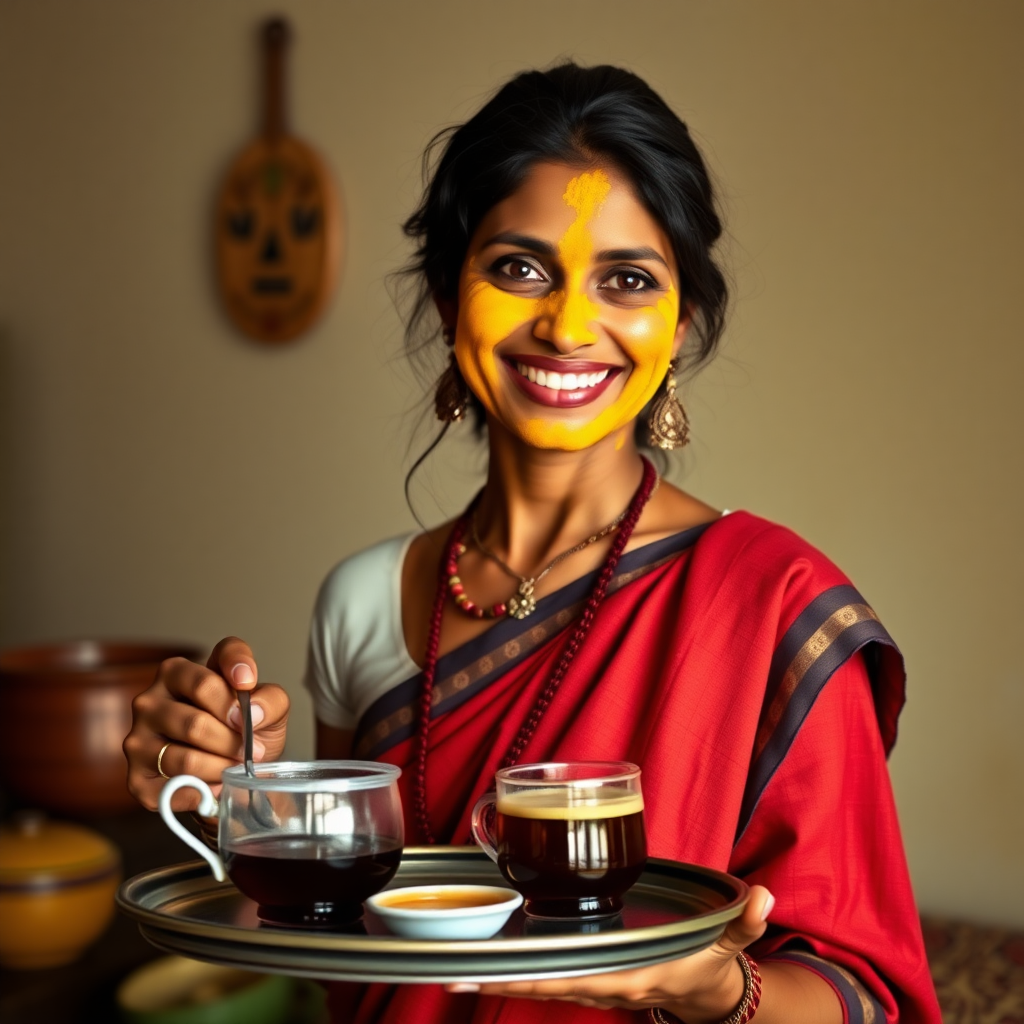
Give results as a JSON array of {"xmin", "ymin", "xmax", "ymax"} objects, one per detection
[
  {"xmin": 434, "ymin": 328, "xmax": 469, "ymax": 423},
  {"xmin": 647, "ymin": 359, "xmax": 690, "ymax": 450}
]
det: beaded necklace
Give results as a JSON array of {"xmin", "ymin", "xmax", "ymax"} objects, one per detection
[{"xmin": 411, "ymin": 457, "xmax": 659, "ymax": 844}]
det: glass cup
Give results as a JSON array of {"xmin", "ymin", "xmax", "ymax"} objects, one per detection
[
  {"xmin": 471, "ymin": 761, "xmax": 647, "ymax": 919},
  {"xmin": 159, "ymin": 761, "xmax": 403, "ymax": 926}
]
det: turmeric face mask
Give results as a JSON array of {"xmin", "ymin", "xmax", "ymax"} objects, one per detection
[{"xmin": 454, "ymin": 162, "xmax": 684, "ymax": 451}]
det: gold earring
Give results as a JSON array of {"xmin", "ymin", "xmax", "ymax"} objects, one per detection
[
  {"xmin": 648, "ymin": 359, "xmax": 690, "ymax": 450},
  {"xmin": 434, "ymin": 351, "xmax": 469, "ymax": 423}
]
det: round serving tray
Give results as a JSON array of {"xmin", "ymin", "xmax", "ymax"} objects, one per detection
[{"xmin": 117, "ymin": 846, "xmax": 747, "ymax": 983}]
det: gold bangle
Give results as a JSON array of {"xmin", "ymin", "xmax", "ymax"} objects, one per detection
[{"xmin": 648, "ymin": 952, "xmax": 762, "ymax": 1024}]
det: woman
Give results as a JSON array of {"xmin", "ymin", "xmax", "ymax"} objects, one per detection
[{"xmin": 125, "ymin": 64, "xmax": 941, "ymax": 1023}]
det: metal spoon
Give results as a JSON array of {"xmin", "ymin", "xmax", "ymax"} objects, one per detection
[
  {"xmin": 237, "ymin": 690, "xmax": 276, "ymax": 827},
  {"xmin": 237, "ymin": 689, "xmax": 257, "ymax": 777}
]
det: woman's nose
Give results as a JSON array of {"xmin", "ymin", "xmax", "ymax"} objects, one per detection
[{"xmin": 533, "ymin": 288, "xmax": 599, "ymax": 351}]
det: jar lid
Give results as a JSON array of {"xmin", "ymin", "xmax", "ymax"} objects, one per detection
[{"xmin": 0, "ymin": 811, "xmax": 120, "ymax": 885}]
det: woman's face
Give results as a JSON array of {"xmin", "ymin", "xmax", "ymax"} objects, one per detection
[{"xmin": 453, "ymin": 161, "xmax": 687, "ymax": 452}]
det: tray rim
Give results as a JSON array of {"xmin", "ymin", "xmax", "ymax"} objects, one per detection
[
  {"xmin": 135, "ymin": 921, "xmax": 724, "ymax": 984},
  {"xmin": 117, "ymin": 845, "xmax": 748, "ymax": 957}
]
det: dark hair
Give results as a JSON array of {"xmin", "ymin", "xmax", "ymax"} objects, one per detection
[{"xmin": 399, "ymin": 63, "xmax": 728, "ymax": 490}]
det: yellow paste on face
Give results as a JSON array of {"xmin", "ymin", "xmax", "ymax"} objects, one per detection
[{"xmin": 455, "ymin": 168, "xmax": 680, "ymax": 451}]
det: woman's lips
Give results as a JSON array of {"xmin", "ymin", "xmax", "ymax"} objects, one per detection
[{"xmin": 503, "ymin": 356, "xmax": 622, "ymax": 409}]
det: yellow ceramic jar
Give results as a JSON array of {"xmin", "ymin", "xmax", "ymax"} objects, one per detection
[{"xmin": 0, "ymin": 811, "xmax": 122, "ymax": 968}]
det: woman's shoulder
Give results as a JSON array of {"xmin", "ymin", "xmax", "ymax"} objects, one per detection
[
  {"xmin": 314, "ymin": 533, "xmax": 418, "ymax": 614},
  {"xmin": 706, "ymin": 509, "xmax": 838, "ymax": 559},
  {"xmin": 646, "ymin": 482, "xmax": 843, "ymax": 577},
  {"xmin": 696, "ymin": 510, "xmax": 856, "ymax": 595}
]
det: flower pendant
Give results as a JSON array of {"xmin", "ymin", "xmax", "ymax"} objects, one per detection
[{"xmin": 507, "ymin": 580, "xmax": 537, "ymax": 619}]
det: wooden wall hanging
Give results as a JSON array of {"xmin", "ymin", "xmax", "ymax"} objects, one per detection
[{"xmin": 215, "ymin": 17, "xmax": 341, "ymax": 344}]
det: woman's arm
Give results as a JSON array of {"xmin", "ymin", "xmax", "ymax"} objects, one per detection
[{"xmin": 449, "ymin": 889, "xmax": 842, "ymax": 1024}]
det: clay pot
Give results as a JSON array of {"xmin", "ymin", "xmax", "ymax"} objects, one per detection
[
  {"xmin": 0, "ymin": 640, "xmax": 203, "ymax": 816},
  {"xmin": 0, "ymin": 811, "xmax": 122, "ymax": 968}
]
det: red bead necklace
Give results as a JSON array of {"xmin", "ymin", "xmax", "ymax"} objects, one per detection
[
  {"xmin": 444, "ymin": 537, "xmax": 508, "ymax": 619},
  {"xmin": 411, "ymin": 457, "xmax": 659, "ymax": 844}
]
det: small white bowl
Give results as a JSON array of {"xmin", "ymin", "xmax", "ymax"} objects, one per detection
[{"xmin": 367, "ymin": 884, "xmax": 523, "ymax": 940}]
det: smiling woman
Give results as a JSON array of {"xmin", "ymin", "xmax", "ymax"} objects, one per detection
[
  {"xmin": 124, "ymin": 62, "xmax": 942, "ymax": 1024},
  {"xmin": 454, "ymin": 164, "xmax": 683, "ymax": 450}
]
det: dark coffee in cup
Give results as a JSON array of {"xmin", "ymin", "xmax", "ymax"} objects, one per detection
[
  {"xmin": 494, "ymin": 789, "xmax": 646, "ymax": 918},
  {"xmin": 223, "ymin": 833, "xmax": 402, "ymax": 926}
]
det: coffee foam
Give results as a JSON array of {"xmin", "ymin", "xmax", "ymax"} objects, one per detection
[{"xmin": 496, "ymin": 789, "xmax": 644, "ymax": 821}]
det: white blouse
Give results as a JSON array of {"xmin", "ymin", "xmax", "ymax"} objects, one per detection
[{"xmin": 303, "ymin": 533, "xmax": 419, "ymax": 731}]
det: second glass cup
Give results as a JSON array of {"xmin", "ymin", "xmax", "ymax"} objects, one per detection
[{"xmin": 471, "ymin": 761, "xmax": 647, "ymax": 919}]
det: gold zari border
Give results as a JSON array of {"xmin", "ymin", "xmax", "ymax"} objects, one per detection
[
  {"xmin": 353, "ymin": 552, "xmax": 681, "ymax": 758},
  {"xmin": 753, "ymin": 603, "xmax": 879, "ymax": 761}
]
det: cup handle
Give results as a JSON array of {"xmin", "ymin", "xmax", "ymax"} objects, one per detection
[
  {"xmin": 470, "ymin": 790, "xmax": 499, "ymax": 863},
  {"xmin": 158, "ymin": 775, "xmax": 227, "ymax": 882}
]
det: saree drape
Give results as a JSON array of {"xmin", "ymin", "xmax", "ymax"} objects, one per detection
[{"xmin": 328, "ymin": 512, "xmax": 941, "ymax": 1024}]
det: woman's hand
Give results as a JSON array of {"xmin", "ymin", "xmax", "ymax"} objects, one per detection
[
  {"xmin": 124, "ymin": 636, "xmax": 290, "ymax": 812},
  {"xmin": 446, "ymin": 886, "xmax": 774, "ymax": 1022}
]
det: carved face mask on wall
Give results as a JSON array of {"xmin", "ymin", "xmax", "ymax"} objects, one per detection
[
  {"xmin": 214, "ymin": 19, "xmax": 341, "ymax": 344},
  {"xmin": 216, "ymin": 138, "xmax": 340, "ymax": 343}
]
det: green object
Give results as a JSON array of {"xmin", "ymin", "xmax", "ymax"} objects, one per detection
[{"xmin": 117, "ymin": 956, "xmax": 297, "ymax": 1024}]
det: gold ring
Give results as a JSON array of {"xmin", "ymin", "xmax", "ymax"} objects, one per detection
[{"xmin": 157, "ymin": 742, "xmax": 172, "ymax": 780}]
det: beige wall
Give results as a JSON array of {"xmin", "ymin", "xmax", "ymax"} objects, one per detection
[{"xmin": 1, "ymin": 0, "xmax": 1021, "ymax": 926}]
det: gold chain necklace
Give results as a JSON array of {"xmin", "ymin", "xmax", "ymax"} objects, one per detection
[{"xmin": 465, "ymin": 475, "xmax": 660, "ymax": 620}]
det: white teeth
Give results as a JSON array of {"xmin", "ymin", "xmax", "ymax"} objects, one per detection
[{"xmin": 514, "ymin": 362, "xmax": 611, "ymax": 391}]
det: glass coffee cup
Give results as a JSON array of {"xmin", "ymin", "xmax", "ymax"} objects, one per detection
[
  {"xmin": 471, "ymin": 761, "xmax": 647, "ymax": 919},
  {"xmin": 159, "ymin": 761, "xmax": 403, "ymax": 926}
]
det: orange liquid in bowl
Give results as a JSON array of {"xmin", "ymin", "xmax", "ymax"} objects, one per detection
[{"xmin": 375, "ymin": 889, "xmax": 514, "ymax": 912}]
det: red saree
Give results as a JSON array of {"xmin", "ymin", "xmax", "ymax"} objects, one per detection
[{"xmin": 328, "ymin": 512, "xmax": 941, "ymax": 1024}]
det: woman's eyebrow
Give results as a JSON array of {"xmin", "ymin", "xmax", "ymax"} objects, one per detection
[
  {"xmin": 596, "ymin": 246, "xmax": 669, "ymax": 269},
  {"xmin": 479, "ymin": 232, "xmax": 555, "ymax": 255}
]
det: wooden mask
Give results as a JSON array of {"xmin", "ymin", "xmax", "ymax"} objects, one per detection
[{"xmin": 215, "ymin": 19, "xmax": 341, "ymax": 344}]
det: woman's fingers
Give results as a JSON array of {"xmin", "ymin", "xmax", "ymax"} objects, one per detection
[
  {"xmin": 228, "ymin": 682, "xmax": 290, "ymax": 760},
  {"xmin": 451, "ymin": 965, "xmax": 663, "ymax": 1007},
  {"xmin": 124, "ymin": 641, "xmax": 290, "ymax": 812},
  {"xmin": 154, "ymin": 694, "xmax": 258, "ymax": 760},
  {"xmin": 208, "ymin": 636, "xmax": 259, "ymax": 690},
  {"xmin": 158, "ymin": 654, "xmax": 239, "ymax": 719},
  {"xmin": 716, "ymin": 884, "xmax": 773, "ymax": 953},
  {"xmin": 144, "ymin": 739, "xmax": 235, "ymax": 812},
  {"xmin": 157, "ymin": 652, "xmax": 290, "ymax": 750}
]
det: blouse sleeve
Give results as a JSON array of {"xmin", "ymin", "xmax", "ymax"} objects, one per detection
[
  {"xmin": 302, "ymin": 562, "xmax": 359, "ymax": 730},
  {"xmin": 731, "ymin": 652, "xmax": 940, "ymax": 1024}
]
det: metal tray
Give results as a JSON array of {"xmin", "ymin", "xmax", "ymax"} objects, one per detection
[{"xmin": 117, "ymin": 846, "xmax": 747, "ymax": 983}]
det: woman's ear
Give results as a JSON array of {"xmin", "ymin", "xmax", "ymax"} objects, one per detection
[
  {"xmin": 671, "ymin": 307, "xmax": 693, "ymax": 361},
  {"xmin": 434, "ymin": 295, "xmax": 458, "ymax": 340}
]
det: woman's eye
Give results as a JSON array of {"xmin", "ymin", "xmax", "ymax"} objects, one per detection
[
  {"xmin": 605, "ymin": 270, "xmax": 655, "ymax": 292},
  {"xmin": 494, "ymin": 258, "xmax": 545, "ymax": 283}
]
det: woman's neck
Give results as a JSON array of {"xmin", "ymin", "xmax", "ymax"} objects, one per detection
[{"xmin": 475, "ymin": 422, "xmax": 648, "ymax": 574}]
